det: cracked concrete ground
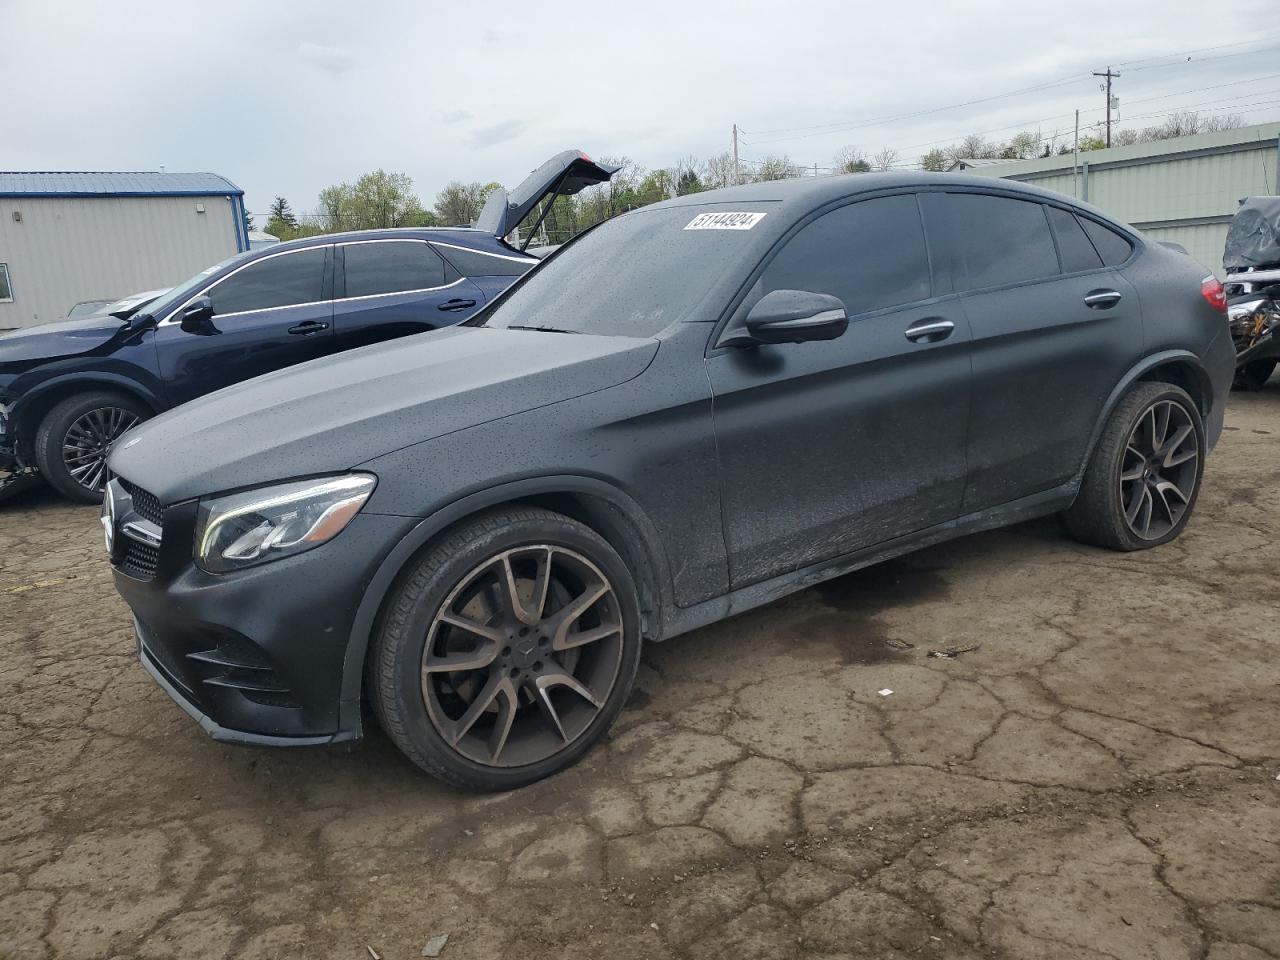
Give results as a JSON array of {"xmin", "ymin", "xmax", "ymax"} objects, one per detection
[{"xmin": 2, "ymin": 388, "xmax": 1278, "ymax": 960}]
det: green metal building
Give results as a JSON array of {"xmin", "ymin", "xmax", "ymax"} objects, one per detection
[{"xmin": 953, "ymin": 121, "xmax": 1280, "ymax": 276}]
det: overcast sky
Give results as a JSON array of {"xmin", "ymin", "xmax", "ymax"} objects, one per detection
[{"xmin": 5, "ymin": 0, "xmax": 1277, "ymax": 221}]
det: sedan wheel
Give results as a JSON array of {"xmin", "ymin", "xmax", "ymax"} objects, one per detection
[
  {"xmin": 62, "ymin": 406, "xmax": 140, "ymax": 494},
  {"xmin": 1118, "ymin": 399, "xmax": 1198, "ymax": 542},
  {"xmin": 1064, "ymin": 381, "xmax": 1205, "ymax": 551},
  {"xmin": 370, "ymin": 507, "xmax": 641, "ymax": 791},
  {"xmin": 423, "ymin": 545, "xmax": 624, "ymax": 768},
  {"xmin": 34, "ymin": 391, "xmax": 150, "ymax": 503}
]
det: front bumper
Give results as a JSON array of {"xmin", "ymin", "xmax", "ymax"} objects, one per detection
[{"xmin": 109, "ymin": 485, "xmax": 416, "ymax": 744}]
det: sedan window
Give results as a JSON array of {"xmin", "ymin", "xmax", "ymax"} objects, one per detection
[
  {"xmin": 343, "ymin": 241, "xmax": 446, "ymax": 298},
  {"xmin": 1080, "ymin": 217, "xmax": 1134, "ymax": 266},
  {"xmin": 758, "ymin": 195, "xmax": 932, "ymax": 316},
  {"xmin": 209, "ymin": 248, "xmax": 327, "ymax": 316},
  {"xmin": 1047, "ymin": 206, "xmax": 1104, "ymax": 273},
  {"xmin": 946, "ymin": 194, "xmax": 1060, "ymax": 291}
]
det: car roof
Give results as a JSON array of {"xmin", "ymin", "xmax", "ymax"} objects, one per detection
[
  {"xmin": 651, "ymin": 171, "xmax": 1125, "ymax": 228},
  {"xmin": 252, "ymin": 227, "xmax": 526, "ymax": 260}
]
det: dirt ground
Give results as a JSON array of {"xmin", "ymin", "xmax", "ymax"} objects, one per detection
[{"xmin": 2, "ymin": 387, "xmax": 1278, "ymax": 960}]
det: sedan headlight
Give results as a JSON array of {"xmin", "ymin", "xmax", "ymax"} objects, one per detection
[{"xmin": 194, "ymin": 474, "xmax": 376, "ymax": 574}]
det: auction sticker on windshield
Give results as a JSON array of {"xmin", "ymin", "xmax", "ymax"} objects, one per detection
[{"xmin": 684, "ymin": 211, "xmax": 767, "ymax": 230}]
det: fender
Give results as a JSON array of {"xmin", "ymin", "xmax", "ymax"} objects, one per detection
[
  {"xmin": 1072, "ymin": 348, "xmax": 1212, "ymax": 486},
  {"xmin": 336, "ymin": 474, "xmax": 675, "ymax": 736},
  {"xmin": 14, "ymin": 370, "xmax": 165, "ymax": 423}
]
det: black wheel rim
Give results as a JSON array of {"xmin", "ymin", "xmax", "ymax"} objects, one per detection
[
  {"xmin": 62, "ymin": 407, "xmax": 140, "ymax": 493},
  {"xmin": 421, "ymin": 545, "xmax": 623, "ymax": 768},
  {"xmin": 1119, "ymin": 399, "xmax": 1199, "ymax": 541}
]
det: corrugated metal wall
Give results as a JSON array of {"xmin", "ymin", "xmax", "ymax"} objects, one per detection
[
  {"xmin": 0, "ymin": 194, "xmax": 241, "ymax": 329},
  {"xmin": 964, "ymin": 123, "xmax": 1280, "ymax": 276}
]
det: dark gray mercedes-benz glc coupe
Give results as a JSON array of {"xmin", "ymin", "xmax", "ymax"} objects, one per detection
[{"xmin": 105, "ymin": 173, "xmax": 1236, "ymax": 790}]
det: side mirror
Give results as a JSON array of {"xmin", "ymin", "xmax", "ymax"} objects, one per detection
[
  {"xmin": 179, "ymin": 297, "xmax": 214, "ymax": 332},
  {"xmin": 728, "ymin": 289, "xmax": 849, "ymax": 347}
]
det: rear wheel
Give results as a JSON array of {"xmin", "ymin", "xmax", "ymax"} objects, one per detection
[
  {"xmin": 34, "ymin": 391, "xmax": 150, "ymax": 503},
  {"xmin": 369, "ymin": 507, "xmax": 641, "ymax": 791},
  {"xmin": 1064, "ymin": 382, "xmax": 1205, "ymax": 551},
  {"xmin": 1233, "ymin": 358, "xmax": 1276, "ymax": 392}
]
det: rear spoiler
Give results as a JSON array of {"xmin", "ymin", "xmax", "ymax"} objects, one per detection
[{"xmin": 475, "ymin": 150, "xmax": 620, "ymax": 248}]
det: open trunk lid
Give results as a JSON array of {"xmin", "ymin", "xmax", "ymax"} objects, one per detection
[{"xmin": 475, "ymin": 150, "xmax": 620, "ymax": 240}]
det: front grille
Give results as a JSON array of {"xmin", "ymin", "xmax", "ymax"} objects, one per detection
[
  {"xmin": 112, "ymin": 478, "xmax": 165, "ymax": 581},
  {"xmin": 120, "ymin": 539, "xmax": 159, "ymax": 579},
  {"xmin": 120, "ymin": 479, "xmax": 164, "ymax": 525}
]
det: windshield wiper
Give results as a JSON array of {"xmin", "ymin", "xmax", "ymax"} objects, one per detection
[{"xmin": 503, "ymin": 324, "xmax": 580, "ymax": 334}]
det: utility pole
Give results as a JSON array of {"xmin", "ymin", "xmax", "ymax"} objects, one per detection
[
  {"xmin": 1073, "ymin": 109, "xmax": 1080, "ymax": 197},
  {"xmin": 1093, "ymin": 67, "xmax": 1120, "ymax": 147},
  {"xmin": 732, "ymin": 124, "xmax": 741, "ymax": 185}
]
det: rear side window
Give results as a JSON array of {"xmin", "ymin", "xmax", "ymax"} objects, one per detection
[
  {"xmin": 210, "ymin": 248, "xmax": 327, "ymax": 316},
  {"xmin": 945, "ymin": 194, "xmax": 1059, "ymax": 291},
  {"xmin": 1080, "ymin": 217, "xmax": 1134, "ymax": 266},
  {"xmin": 434, "ymin": 243, "xmax": 534, "ymax": 278},
  {"xmin": 760, "ymin": 194, "xmax": 932, "ymax": 316},
  {"xmin": 0, "ymin": 263, "xmax": 12, "ymax": 302},
  {"xmin": 343, "ymin": 241, "xmax": 446, "ymax": 298},
  {"xmin": 1047, "ymin": 206, "xmax": 1104, "ymax": 273}
]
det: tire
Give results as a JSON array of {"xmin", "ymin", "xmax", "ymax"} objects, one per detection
[
  {"xmin": 1232, "ymin": 358, "xmax": 1276, "ymax": 392},
  {"xmin": 34, "ymin": 391, "xmax": 150, "ymax": 503},
  {"xmin": 369, "ymin": 506, "xmax": 642, "ymax": 791},
  {"xmin": 1064, "ymin": 381, "xmax": 1205, "ymax": 551}
]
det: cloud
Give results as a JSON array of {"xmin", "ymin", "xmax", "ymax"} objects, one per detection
[
  {"xmin": 441, "ymin": 109, "xmax": 473, "ymax": 125},
  {"xmin": 467, "ymin": 119, "xmax": 526, "ymax": 149},
  {"xmin": 298, "ymin": 41, "xmax": 355, "ymax": 75}
]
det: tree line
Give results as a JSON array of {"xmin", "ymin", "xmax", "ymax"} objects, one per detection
[{"xmin": 259, "ymin": 109, "xmax": 1246, "ymax": 244}]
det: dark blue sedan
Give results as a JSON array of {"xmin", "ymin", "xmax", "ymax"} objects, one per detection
[{"xmin": 0, "ymin": 151, "xmax": 618, "ymax": 501}]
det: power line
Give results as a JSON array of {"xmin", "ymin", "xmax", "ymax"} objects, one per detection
[
  {"xmin": 741, "ymin": 41, "xmax": 1280, "ymax": 147},
  {"xmin": 1113, "ymin": 34, "xmax": 1280, "ymax": 70}
]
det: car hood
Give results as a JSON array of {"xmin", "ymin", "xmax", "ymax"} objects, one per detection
[
  {"xmin": 0, "ymin": 315, "xmax": 129, "ymax": 364},
  {"xmin": 109, "ymin": 326, "xmax": 659, "ymax": 504}
]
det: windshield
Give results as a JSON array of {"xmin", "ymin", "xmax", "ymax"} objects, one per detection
[
  {"xmin": 138, "ymin": 253, "xmax": 248, "ymax": 320},
  {"xmin": 481, "ymin": 204, "xmax": 770, "ymax": 337},
  {"xmin": 67, "ymin": 300, "xmax": 113, "ymax": 318},
  {"xmin": 104, "ymin": 288, "xmax": 168, "ymax": 317}
]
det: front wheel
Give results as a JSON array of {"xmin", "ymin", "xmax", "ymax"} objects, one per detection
[
  {"xmin": 369, "ymin": 507, "xmax": 642, "ymax": 791},
  {"xmin": 34, "ymin": 391, "xmax": 150, "ymax": 503},
  {"xmin": 1064, "ymin": 382, "xmax": 1205, "ymax": 551}
]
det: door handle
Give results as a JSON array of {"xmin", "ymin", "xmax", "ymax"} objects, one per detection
[
  {"xmin": 438, "ymin": 298, "xmax": 477, "ymax": 312},
  {"xmin": 904, "ymin": 318, "xmax": 955, "ymax": 343},
  {"xmin": 1084, "ymin": 289, "xmax": 1122, "ymax": 310},
  {"xmin": 287, "ymin": 320, "xmax": 329, "ymax": 335}
]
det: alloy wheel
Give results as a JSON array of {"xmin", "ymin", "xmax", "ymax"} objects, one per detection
[
  {"xmin": 421, "ymin": 545, "xmax": 624, "ymax": 768},
  {"xmin": 62, "ymin": 407, "xmax": 140, "ymax": 493},
  {"xmin": 1118, "ymin": 399, "xmax": 1199, "ymax": 541}
]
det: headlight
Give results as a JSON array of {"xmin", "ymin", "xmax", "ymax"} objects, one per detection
[{"xmin": 194, "ymin": 474, "xmax": 376, "ymax": 574}]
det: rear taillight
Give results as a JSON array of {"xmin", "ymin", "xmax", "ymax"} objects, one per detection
[{"xmin": 1201, "ymin": 275, "xmax": 1227, "ymax": 313}]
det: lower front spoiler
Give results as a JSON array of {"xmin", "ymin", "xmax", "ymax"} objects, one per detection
[{"xmin": 137, "ymin": 624, "xmax": 341, "ymax": 748}]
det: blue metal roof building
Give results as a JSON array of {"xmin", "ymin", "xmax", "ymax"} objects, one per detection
[
  {"xmin": 0, "ymin": 171, "xmax": 244, "ymax": 199},
  {"xmin": 0, "ymin": 171, "xmax": 248, "ymax": 329}
]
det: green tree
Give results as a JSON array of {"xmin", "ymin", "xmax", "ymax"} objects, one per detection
[
  {"xmin": 920, "ymin": 148, "xmax": 948, "ymax": 172},
  {"xmin": 753, "ymin": 154, "xmax": 802, "ymax": 182},
  {"xmin": 433, "ymin": 181, "xmax": 498, "ymax": 227},
  {"xmin": 348, "ymin": 170, "xmax": 427, "ymax": 228},
  {"xmin": 269, "ymin": 197, "xmax": 298, "ymax": 229},
  {"xmin": 833, "ymin": 146, "xmax": 871, "ymax": 174}
]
